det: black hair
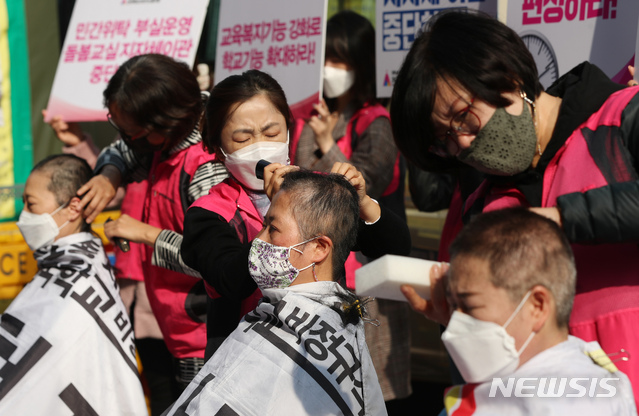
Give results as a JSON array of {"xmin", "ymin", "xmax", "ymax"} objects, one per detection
[
  {"xmin": 279, "ymin": 170, "xmax": 366, "ymax": 325},
  {"xmin": 31, "ymin": 154, "xmax": 93, "ymax": 232},
  {"xmin": 103, "ymin": 53, "xmax": 203, "ymax": 148},
  {"xmin": 204, "ymin": 69, "xmax": 292, "ymax": 155},
  {"xmin": 390, "ymin": 10, "xmax": 544, "ymax": 173},
  {"xmin": 324, "ymin": 10, "xmax": 377, "ymax": 110},
  {"xmin": 449, "ymin": 208, "xmax": 576, "ymax": 328}
]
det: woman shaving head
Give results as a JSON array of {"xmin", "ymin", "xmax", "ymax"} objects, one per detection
[
  {"xmin": 391, "ymin": 10, "xmax": 550, "ymax": 175},
  {"xmin": 18, "ymin": 154, "xmax": 93, "ymax": 251},
  {"xmin": 103, "ymin": 53, "xmax": 204, "ymax": 153},
  {"xmin": 204, "ymin": 70, "xmax": 292, "ymax": 191}
]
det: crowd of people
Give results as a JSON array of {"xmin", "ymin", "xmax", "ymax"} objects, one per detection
[{"xmin": 1, "ymin": 8, "xmax": 637, "ymax": 416}]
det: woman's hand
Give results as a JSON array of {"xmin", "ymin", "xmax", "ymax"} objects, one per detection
[
  {"xmin": 529, "ymin": 206, "xmax": 562, "ymax": 227},
  {"xmin": 77, "ymin": 165, "xmax": 122, "ymax": 223},
  {"xmin": 308, "ymin": 99, "xmax": 339, "ymax": 155},
  {"xmin": 331, "ymin": 162, "xmax": 381, "ymax": 223},
  {"xmin": 628, "ymin": 66, "xmax": 638, "ymax": 87},
  {"xmin": 401, "ymin": 262, "xmax": 451, "ymax": 326},
  {"xmin": 42, "ymin": 110, "xmax": 85, "ymax": 147},
  {"xmin": 104, "ymin": 214, "xmax": 161, "ymax": 247},
  {"xmin": 263, "ymin": 163, "xmax": 300, "ymax": 200}
]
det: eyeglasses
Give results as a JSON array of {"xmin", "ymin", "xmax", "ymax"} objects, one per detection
[
  {"xmin": 430, "ymin": 97, "xmax": 481, "ymax": 158},
  {"xmin": 107, "ymin": 113, "xmax": 149, "ymax": 143}
]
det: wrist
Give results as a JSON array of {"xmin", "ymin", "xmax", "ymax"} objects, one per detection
[
  {"xmin": 361, "ymin": 197, "xmax": 381, "ymax": 224},
  {"xmin": 143, "ymin": 225, "xmax": 162, "ymax": 247},
  {"xmin": 317, "ymin": 135, "xmax": 334, "ymax": 154}
]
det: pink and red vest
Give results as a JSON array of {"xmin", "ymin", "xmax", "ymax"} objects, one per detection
[
  {"xmin": 190, "ymin": 178, "xmax": 264, "ymax": 317},
  {"xmin": 143, "ymin": 143, "xmax": 215, "ymax": 359},
  {"xmin": 462, "ymin": 88, "xmax": 639, "ymax": 396}
]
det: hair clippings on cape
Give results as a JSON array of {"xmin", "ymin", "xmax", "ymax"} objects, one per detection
[{"xmin": 343, "ymin": 297, "xmax": 380, "ymax": 326}]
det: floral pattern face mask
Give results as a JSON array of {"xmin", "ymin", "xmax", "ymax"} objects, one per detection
[{"xmin": 248, "ymin": 237, "xmax": 318, "ymax": 290}]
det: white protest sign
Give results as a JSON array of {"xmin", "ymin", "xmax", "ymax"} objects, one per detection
[
  {"xmin": 507, "ymin": 1, "xmax": 639, "ymax": 88},
  {"xmin": 214, "ymin": 0, "xmax": 328, "ymax": 119},
  {"xmin": 375, "ymin": 0, "xmax": 498, "ymax": 98},
  {"xmin": 45, "ymin": 0, "xmax": 209, "ymax": 123}
]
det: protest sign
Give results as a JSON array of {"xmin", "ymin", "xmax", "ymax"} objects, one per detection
[
  {"xmin": 214, "ymin": 0, "xmax": 328, "ymax": 119},
  {"xmin": 45, "ymin": 0, "xmax": 209, "ymax": 123},
  {"xmin": 507, "ymin": 1, "xmax": 638, "ymax": 88},
  {"xmin": 375, "ymin": 0, "xmax": 498, "ymax": 98}
]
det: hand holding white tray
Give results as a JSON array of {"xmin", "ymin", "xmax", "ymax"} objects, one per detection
[{"xmin": 355, "ymin": 255, "xmax": 439, "ymax": 302}]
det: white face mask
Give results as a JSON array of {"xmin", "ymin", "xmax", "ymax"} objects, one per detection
[
  {"xmin": 323, "ymin": 66, "xmax": 355, "ymax": 99},
  {"xmin": 248, "ymin": 237, "xmax": 317, "ymax": 291},
  {"xmin": 222, "ymin": 138, "xmax": 290, "ymax": 191},
  {"xmin": 17, "ymin": 203, "xmax": 70, "ymax": 251},
  {"xmin": 441, "ymin": 291, "xmax": 535, "ymax": 384}
]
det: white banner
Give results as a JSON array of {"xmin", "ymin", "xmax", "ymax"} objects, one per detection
[
  {"xmin": 0, "ymin": 232, "xmax": 146, "ymax": 415},
  {"xmin": 506, "ymin": 0, "xmax": 639, "ymax": 89},
  {"xmin": 163, "ymin": 282, "xmax": 386, "ymax": 416},
  {"xmin": 45, "ymin": 0, "xmax": 209, "ymax": 123},
  {"xmin": 214, "ymin": 0, "xmax": 328, "ymax": 119},
  {"xmin": 375, "ymin": 0, "xmax": 498, "ymax": 98}
]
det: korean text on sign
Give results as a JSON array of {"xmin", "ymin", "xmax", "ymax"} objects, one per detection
[
  {"xmin": 523, "ymin": 0, "xmax": 618, "ymax": 25},
  {"xmin": 219, "ymin": 17, "xmax": 322, "ymax": 72},
  {"xmin": 65, "ymin": 17, "xmax": 195, "ymax": 84}
]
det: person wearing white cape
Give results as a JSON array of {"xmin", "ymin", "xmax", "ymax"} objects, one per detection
[
  {"xmin": 163, "ymin": 170, "xmax": 387, "ymax": 416},
  {"xmin": 0, "ymin": 154, "xmax": 146, "ymax": 415}
]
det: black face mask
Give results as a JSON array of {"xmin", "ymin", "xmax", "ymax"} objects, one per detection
[{"xmin": 122, "ymin": 134, "xmax": 165, "ymax": 153}]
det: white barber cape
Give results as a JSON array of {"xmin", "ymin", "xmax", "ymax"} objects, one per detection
[
  {"xmin": 443, "ymin": 336, "xmax": 637, "ymax": 416},
  {"xmin": 163, "ymin": 281, "xmax": 387, "ymax": 416},
  {"xmin": 0, "ymin": 232, "xmax": 147, "ymax": 415}
]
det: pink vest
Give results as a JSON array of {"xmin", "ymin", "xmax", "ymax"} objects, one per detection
[
  {"xmin": 143, "ymin": 142, "xmax": 216, "ymax": 359},
  {"xmin": 190, "ymin": 178, "xmax": 264, "ymax": 317},
  {"xmin": 468, "ymin": 88, "xmax": 639, "ymax": 392},
  {"xmin": 291, "ymin": 103, "xmax": 401, "ymax": 197}
]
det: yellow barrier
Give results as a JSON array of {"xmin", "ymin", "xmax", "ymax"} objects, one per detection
[{"xmin": 0, "ymin": 210, "xmax": 121, "ymax": 300}]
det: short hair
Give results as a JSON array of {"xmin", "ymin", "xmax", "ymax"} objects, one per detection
[
  {"xmin": 449, "ymin": 208, "xmax": 576, "ymax": 328},
  {"xmin": 390, "ymin": 10, "xmax": 544, "ymax": 173},
  {"xmin": 204, "ymin": 69, "xmax": 292, "ymax": 154},
  {"xmin": 103, "ymin": 54, "xmax": 203, "ymax": 147},
  {"xmin": 31, "ymin": 154, "xmax": 93, "ymax": 232},
  {"xmin": 279, "ymin": 170, "xmax": 359, "ymax": 280},
  {"xmin": 325, "ymin": 10, "xmax": 376, "ymax": 109}
]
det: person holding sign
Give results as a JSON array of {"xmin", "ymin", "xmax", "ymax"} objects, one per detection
[
  {"xmin": 180, "ymin": 69, "xmax": 411, "ymax": 360},
  {"xmin": 290, "ymin": 10, "xmax": 411, "ymax": 405},
  {"xmin": 391, "ymin": 10, "xmax": 639, "ymax": 405},
  {"xmin": 75, "ymin": 54, "xmax": 228, "ymax": 398},
  {"xmin": 167, "ymin": 170, "xmax": 387, "ymax": 416},
  {"xmin": 1, "ymin": 154, "xmax": 146, "ymax": 415}
]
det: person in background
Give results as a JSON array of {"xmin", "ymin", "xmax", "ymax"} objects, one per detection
[
  {"xmin": 403, "ymin": 208, "xmax": 636, "ymax": 415},
  {"xmin": 0, "ymin": 154, "xmax": 146, "ymax": 415},
  {"xmin": 391, "ymin": 10, "xmax": 639, "ymax": 405},
  {"xmin": 180, "ymin": 69, "xmax": 412, "ymax": 361},
  {"xmin": 165, "ymin": 170, "xmax": 387, "ymax": 416},
  {"xmin": 73, "ymin": 54, "xmax": 228, "ymax": 409},
  {"xmin": 290, "ymin": 10, "xmax": 411, "ymax": 407}
]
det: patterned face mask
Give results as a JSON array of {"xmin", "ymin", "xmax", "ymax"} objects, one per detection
[{"xmin": 248, "ymin": 237, "xmax": 318, "ymax": 290}]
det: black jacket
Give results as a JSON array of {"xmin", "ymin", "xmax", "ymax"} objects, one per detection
[{"xmin": 485, "ymin": 62, "xmax": 639, "ymax": 244}]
